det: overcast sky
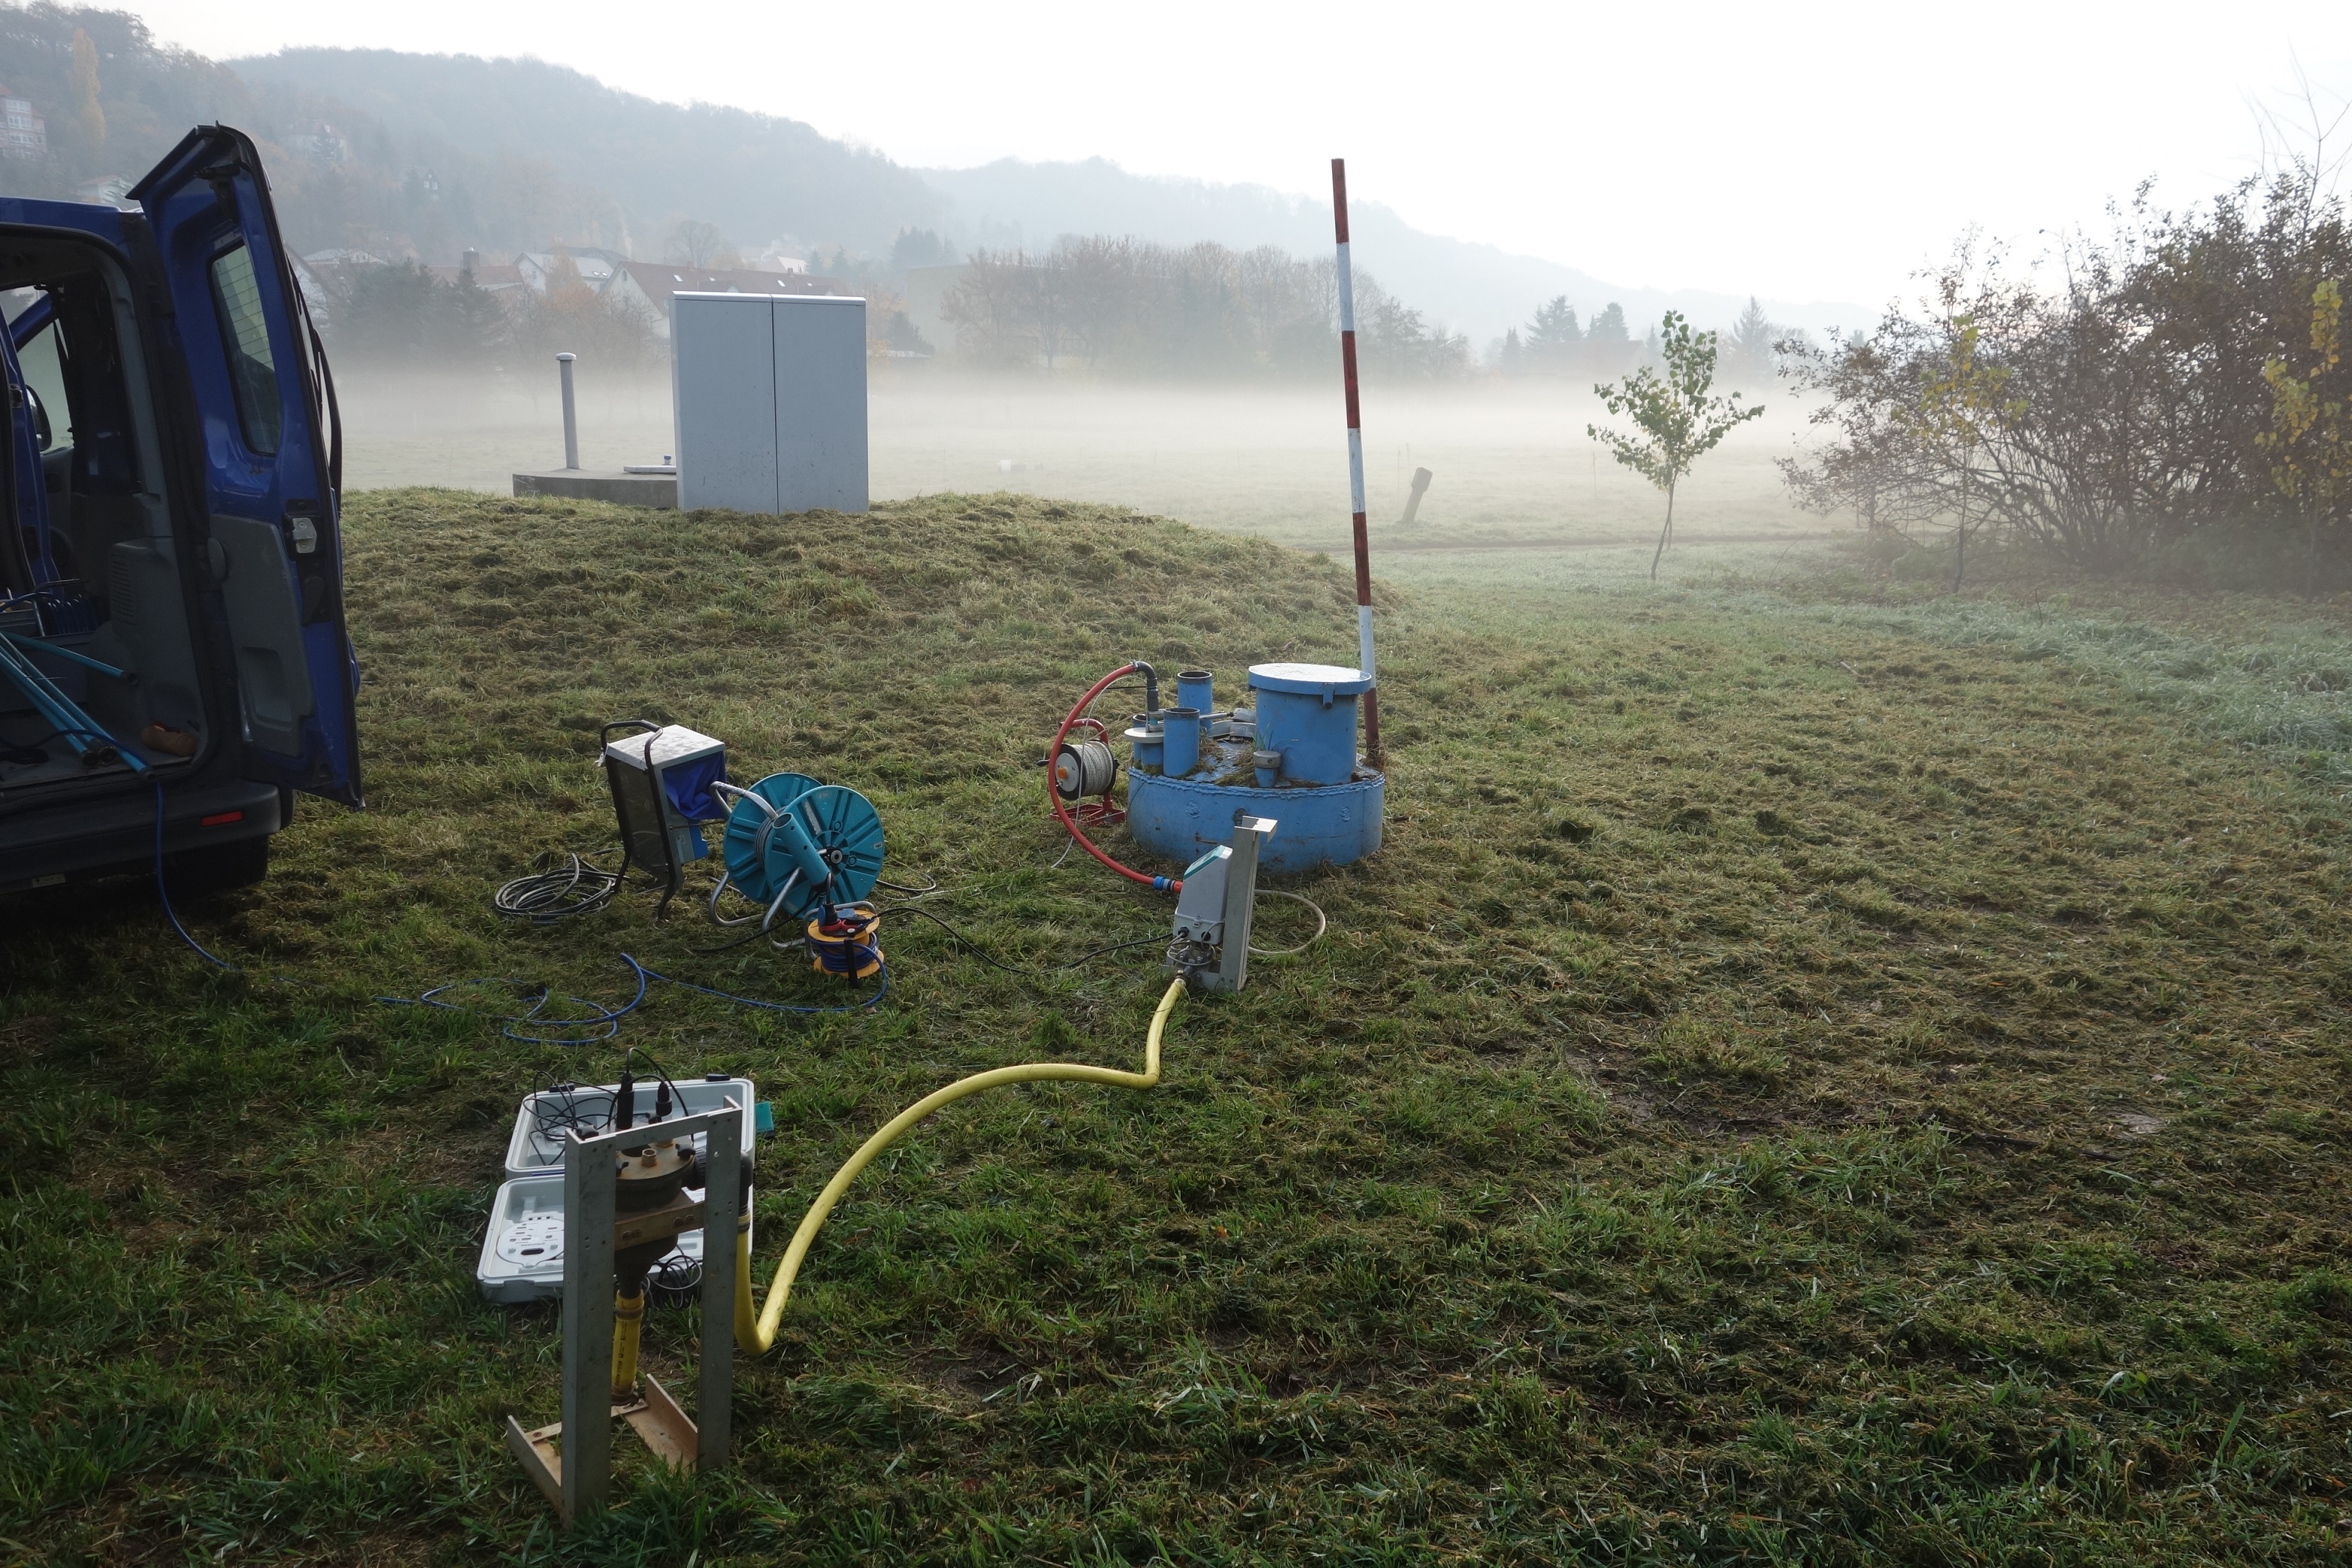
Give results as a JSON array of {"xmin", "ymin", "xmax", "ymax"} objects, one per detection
[{"xmin": 121, "ymin": 0, "xmax": 2351, "ymax": 308}]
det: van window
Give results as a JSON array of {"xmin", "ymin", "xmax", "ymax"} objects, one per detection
[{"xmin": 209, "ymin": 242, "xmax": 280, "ymax": 454}]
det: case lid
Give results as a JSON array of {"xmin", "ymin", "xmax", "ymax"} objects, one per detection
[
  {"xmin": 1247, "ymin": 662, "xmax": 1374, "ymax": 696},
  {"xmin": 603, "ymin": 724, "xmax": 725, "ymax": 770}
]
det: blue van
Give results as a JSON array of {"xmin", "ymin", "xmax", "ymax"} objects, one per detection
[{"xmin": 1, "ymin": 126, "xmax": 359, "ymax": 896}]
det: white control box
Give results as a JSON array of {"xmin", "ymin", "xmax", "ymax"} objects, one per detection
[{"xmin": 478, "ymin": 1075, "xmax": 761, "ymax": 1303}]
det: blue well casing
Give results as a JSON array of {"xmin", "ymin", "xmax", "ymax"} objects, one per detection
[
  {"xmin": 1123, "ymin": 661, "xmax": 1383, "ymax": 873},
  {"xmin": 1128, "ymin": 768, "xmax": 1381, "ymax": 874},
  {"xmin": 1175, "ymin": 669, "xmax": 1214, "ymax": 714}
]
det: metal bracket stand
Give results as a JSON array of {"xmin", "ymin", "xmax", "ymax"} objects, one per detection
[
  {"xmin": 1209, "ymin": 813, "xmax": 1275, "ymax": 993},
  {"xmin": 503, "ymin": 1101, "xmax": 742, "ymax": 1525}
]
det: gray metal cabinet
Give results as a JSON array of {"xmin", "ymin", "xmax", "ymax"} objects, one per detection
[{"xmin": 672, "ymin": 292, "xmax": 867, "ymax": 515}]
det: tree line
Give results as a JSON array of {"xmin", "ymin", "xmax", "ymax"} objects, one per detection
[
  {"xmin": 939, "ymin": 237, "xmax": 1471, "ymax": 380},
  {"xmin": 1780, "ymin": 164, "xmax": 2351, "ymax": 578},
  {"xmin": 311, "ymin": 256, "xmax": 658, "ymax": 370}
]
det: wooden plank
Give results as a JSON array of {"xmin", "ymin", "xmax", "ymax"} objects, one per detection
[
  {"xmin": 504, "ymin": 1415, "xmax": 565, "ymax": 1519},
  {"xmin": 628, "ymin": 1374, "xmax": 698, "ymax": 1470},
  {"xmin": 612, "ymin": 1191, "xmax": 704, "ymax": 1253}
]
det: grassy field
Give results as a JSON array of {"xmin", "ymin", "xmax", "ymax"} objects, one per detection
[
  {"xmin": 5, "ymin": 490, "xmax": 2352, "ymax": 1564},
  {"xmin": 339, "ymin": 370, "xmax": 1812, "ymax": 554}
]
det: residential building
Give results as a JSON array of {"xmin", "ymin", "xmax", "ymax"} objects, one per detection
[
  {"xmin": 427, "ymin": 259, "xmax": 525, "ymax": 293},
  {"xmin": 749, "ymin": 244, "xmax": 810, "ymax": 275},
  {"xmin": 608, "ymin": 260, "xmax": 850, "ymax": 339},
  {"xmin": 284, "ymin": 126, "xmax": 350, "ymax": 164},
  {"xmin": 515, "ymin": 247, "xmax": 631, "ymax": 293},
  {"xmin": 1, "ymin": 89, "xmax": 46, "ymax": 160},
  {"xmin": 71, "ymin": 175, "xmax": 133, "ymax": 207}
]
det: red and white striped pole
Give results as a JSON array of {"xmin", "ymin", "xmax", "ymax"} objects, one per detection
[{"xmin": 1331, "ymin": 157, "xmax": 1381, "ymax": 767}]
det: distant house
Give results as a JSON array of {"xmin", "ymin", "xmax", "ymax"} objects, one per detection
[
  {"xmin": 515, "ymin": 247, "xmax": 631, "ymax": 293},
  {"xmin": 0, "ymin": 88, "xmax": 46, "ymax": 160},
  {"xmin": 608, "ymin": 260, "xmax": 851, "ymax": 339},
  {"xmin": 420, "ymin": 249, "xmax": 522, "ymax": 294},
  {"xmin": 71, "ymin": 175, "xmax": 133, "ymax": 207},
  {"xmin": 302, "ymin": 248, "xmax": 391, "ymax": 270},
  {"xmin": 284, "ymin": 126, "xmax": 350, "ymax": 164},
  {"xmin": 428, "ymin": 260, "xmax": 524, "ymax": 293}
]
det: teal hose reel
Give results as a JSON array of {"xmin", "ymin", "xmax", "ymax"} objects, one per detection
[{"xmin": 713, "ymin": 773, "xmax": 885, "ymax": 925}]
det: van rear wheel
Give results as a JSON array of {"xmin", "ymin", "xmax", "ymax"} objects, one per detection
[{"xmin": 163, "ymin": 835, "xmax": 271, "ymax": 897}]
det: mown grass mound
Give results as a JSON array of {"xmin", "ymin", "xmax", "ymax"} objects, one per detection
[{"xmin": 4, "ymin": 490, "xmax": 2351, "ymax": 1564}]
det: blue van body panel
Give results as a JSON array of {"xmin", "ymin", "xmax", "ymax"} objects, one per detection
[
  {"xmin": 129, "ymin": 127, "xmax": 361, "ymax": 805},
  {"xmin": 0, "ymin": 196, "xmax": 125, "ymax": 243}
]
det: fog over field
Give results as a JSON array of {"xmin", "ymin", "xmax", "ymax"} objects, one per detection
[{"xmin": 343, "ymin": 369, "xmax": 1812, "ymax": 556}]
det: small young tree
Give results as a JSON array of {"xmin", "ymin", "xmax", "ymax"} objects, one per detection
[{"xmin": 1588, "ymin": 309, "xmax": 1764, "ymax": 579}]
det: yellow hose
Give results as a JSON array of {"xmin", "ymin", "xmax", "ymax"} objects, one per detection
[
  {"xmin": 736, "ymin": 976, "xmax": 1186, "ymax": 1354},
  {"xmin": 611, "ymin": 1289, "xmax": 644, "ymax": 1399}
]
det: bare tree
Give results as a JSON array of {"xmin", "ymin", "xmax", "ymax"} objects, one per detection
[{"xmin": 664, "ymin": 219, "xmax": 732, "ymax": 268}]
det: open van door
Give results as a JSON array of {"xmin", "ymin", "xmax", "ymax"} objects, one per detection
[{"xmin": 129, "ymin": 126, "xmax": 361, "ymax": 806}]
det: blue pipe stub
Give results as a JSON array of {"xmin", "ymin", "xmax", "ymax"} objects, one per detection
[{"xmin": 1128, "ymin": 767, "xmax": 1383, "ymax": 873}]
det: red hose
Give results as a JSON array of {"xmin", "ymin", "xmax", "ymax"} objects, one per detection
[{"xmin": 1051, "ymin": 662, "xmax": 1179, "ymax": 892}]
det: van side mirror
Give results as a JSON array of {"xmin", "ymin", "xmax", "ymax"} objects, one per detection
[{"xmin": 25, "ymin": 384, "xmax": 51, "ymax": 451}]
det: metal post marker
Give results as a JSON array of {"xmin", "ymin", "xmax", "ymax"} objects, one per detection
[
  {"xmin": 557, "ymin": 352, "xmax": 580, "ymax": 470},
  {"xmin": 1330, "ymin": 159, "xmax": 1381, "ymax": 768},
  {"xmin": 504, "ymin": 1100, "xmax": 742, "ymax": 1525}
]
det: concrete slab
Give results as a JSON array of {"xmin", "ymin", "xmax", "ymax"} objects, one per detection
[{"xmin": 513, "ymin": 470, "xmax": 677, "ymax": 509}]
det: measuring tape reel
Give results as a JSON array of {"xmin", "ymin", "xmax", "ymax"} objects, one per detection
[
  {"xmin": 718, "ymin": 773, "xmax": 821, "ymax": 907},
  {"xmin": 717, "ymin": 773, "xmax": 887, "ymax": 922},
  {"xmin": 760, "ymin": 784, "xmax": 885, "ymax": 920},
  {"xmin": 1053, "ymin": 717, "xmax": 1124, "ymax": 826}
]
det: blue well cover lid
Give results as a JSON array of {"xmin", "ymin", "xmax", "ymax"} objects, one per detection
[{"xmin": 1247, "ymin": 661, "xmax": 1374, "ymax": 696}]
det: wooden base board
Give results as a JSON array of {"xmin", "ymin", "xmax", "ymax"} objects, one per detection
[{"xmin": 505, "ymin": 1376, "xmax": 700, "ymax": 1525}]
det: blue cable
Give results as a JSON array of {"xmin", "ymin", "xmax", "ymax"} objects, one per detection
[
  {"xmin": 379, "ymin": 968, "xmax": 649, "ymax": 1046},
  {"xmin": 155, "ymin": 782, "xmax": 240, "ymax": 973},
  {"xmin": 620, "ymin": 953, "xmax": 891, "ymax": 1018}
]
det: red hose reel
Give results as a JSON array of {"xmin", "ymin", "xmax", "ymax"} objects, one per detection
[{"xmin": 1047, "ymin": 662, "xmax": 1180, "ymax": 893}]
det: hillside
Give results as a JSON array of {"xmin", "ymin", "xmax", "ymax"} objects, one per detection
[
  {"xmin": 228, "ymin": 45, "xmax": 946, "ymax": 260},
  {"xmin": 0, "ymin": 5, "xmax": 1858, "ymax": 340},
  {"xmin": 926, "ymin": 158, "xmax": 1867, "ymax": 342}
]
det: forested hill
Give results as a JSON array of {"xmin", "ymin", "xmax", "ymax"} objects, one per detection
[{"xmin": 228, "ymin": 47, "xmax": 944, "ymax": 261}]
